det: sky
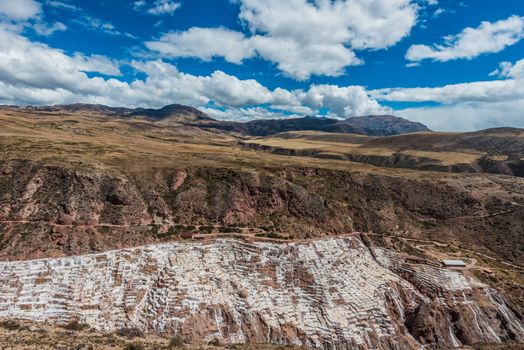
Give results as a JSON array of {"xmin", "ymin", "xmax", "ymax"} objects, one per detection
[{"xmin": 0, "ymin": 0, "xmax": 523, "ymax": 131}]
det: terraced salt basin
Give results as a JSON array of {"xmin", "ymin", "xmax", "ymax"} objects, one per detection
[{"xmin": 0, "ymin": 236, "xmax": 522, "ymax": 349}]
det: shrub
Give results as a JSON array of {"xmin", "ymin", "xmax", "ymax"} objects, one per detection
[
  {"xmin": 116, "ymin": 327, "xmax": 144, "ymax": 339},
  {"xmin": 207, "ymin": 338, "xmax": 221, "ymax": 347},
  {"xmin": 218, "ymin": 227, "xmax": 241, "ymax": 233},
  {"xmin": 123, "ymin": 343, "xmax": 144, "ymax": 350},
  {"xmin": 265, "ymin": 232, "xmax": 283, "ymax": 239},
  {"xmin": 169, "ymin": 335, "xmax": 186, "ymax": 348},
  {"xmin": 0, "ymin": 320, "xmax": 21, "ymax": 331},
  {"xmin": 199, "ymin": 226, "xmax": 214, "ymax": 234},
  {"xmin": 63, "ymin": 319, "xmax": 87, "ymax": 331}
]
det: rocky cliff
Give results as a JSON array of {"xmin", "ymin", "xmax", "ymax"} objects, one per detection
[
  {"xmin": 0, "ymin": 236, "xmax": 521, "ymax": 349},
  {"xmin": 1, "ymin": 159, "xmax": 523, "ymax": 268}
]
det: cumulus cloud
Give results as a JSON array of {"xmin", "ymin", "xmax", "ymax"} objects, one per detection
[
  {"xmin": 304, "ymin": 85, "xmax": 389, "ymax": 117},
  {"xmin": 5, "ymin": 23, "xmax": 524, "ymax": 131},
  {"xmin": 0, "ymin": 0, "xmax": 41, "ymax": 21},
  {"xmin": 0, "ymin": 27, "xmax": 386, "ymax": 120},
  {"xmin": 0, "ymin": 28, "xmax": 124, "ymax": 97},
  {"xmin": 146, "ymin": 28, "xmax": 255, "ymax": 64},
  {"xmin": 0, "ymin": 0, "xmax": 67, "ymax": 37},
  {"xmin": 406, "ymin": 15, "xmax": 524, "ymax": 62},
  {"xmin": 130, "ymin": 60, "xmax": 386, "ymax": 116},
  {"xmin": 147, "ymin": 0, "xmax": 418, "ymax": 80}
]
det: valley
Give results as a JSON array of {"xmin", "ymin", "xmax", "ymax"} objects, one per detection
[{"xmin": 0, "ymin": 105, "xmax": 523, "ymax": 349}]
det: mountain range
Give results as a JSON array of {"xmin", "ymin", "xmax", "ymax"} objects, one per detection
[{"xmin": 11, "ymin": 103, "xmax": 431, "ymax": 136}]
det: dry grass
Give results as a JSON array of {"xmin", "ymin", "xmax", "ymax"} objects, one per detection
[
  {"xmin": 245, "ymin": 133, "xmax": 486, "ymax": 165},
  {"xmin": 0, "ymin": 110, "xmax": 454, "ymax": 179},
  {"xmin": 488, "ymin": 155, "xmax": 509, "ymax": 161},
  {"xmin": 244, "ymin": 137, "xmax": 396, "ymax": 156},
  {"xmin": 0, "ymin": 318, "xmax": 308, "ymax": 350},
  {"xmin": 399, "ymin": 149, "xmax": 484, "ymax": 166}
]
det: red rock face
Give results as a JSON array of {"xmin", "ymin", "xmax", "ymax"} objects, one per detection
[{"xmin": 0, "ymin": 237, "xmax": 521, "ymax": 349}]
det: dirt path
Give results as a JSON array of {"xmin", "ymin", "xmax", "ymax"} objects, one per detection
[{"xmin": 394, "ymin": 235, "xmax": 524, "ymax": 271}]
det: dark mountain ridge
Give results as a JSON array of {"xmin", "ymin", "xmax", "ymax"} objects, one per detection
[{"xmin": 187, "ymin": 114, "xmax": 431, "ymax": 136}]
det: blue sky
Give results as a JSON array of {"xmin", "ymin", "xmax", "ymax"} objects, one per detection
[{"xmin": 0, "ymin": 0, "xmax": 523, "ymax": 131}]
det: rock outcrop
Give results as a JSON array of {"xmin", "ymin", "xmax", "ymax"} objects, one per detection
[{"xmin": 0, "ymin": 236, "xmax": 522, "ymax": 349}]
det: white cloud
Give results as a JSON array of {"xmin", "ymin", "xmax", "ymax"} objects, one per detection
[
  {"xmin": 46, "ymin": 1, "xmax": 78, "ymax": 11},
  {"xmin": 372, "ymin": 58, "xmax": 524, "ymax": 131},
  {"xmin": 147, "ymin": 0, "xmax": 418, "ymax": 80},
  {"xmin": 0, "ymin": 0, "xmax": 66, "ymax": 37},
  {"xmin": 0, "ymin": 28, "xmax": 122, "ymax": 95},
  {"xmin": 201, "ymin": 106, "xmax": 302, "ymax": 121},
  {"xmin": 146, "ymin": 28, "xmax": 255, "ymax": 64},
  {"xmin": 251, "ymin": 35, "xmax": 361, "ymax": 81},
  {"xmin": 133, "ymin": 1, "xmax": 146, "ymax": 10},
  {"xmin": 406, "ymin": 15, "xmax": 524, "ymax": 62},
  {"xmin": 72, "ymin": 54, "xmax": 122, "ymax": 76},
  {"xmin": 32, "ymin": 21, "xmax": 67, "ymax": 36},
  {"xmin": 71, "ymin": 15, "xmax": 136, "ymax": 38},
  {"xmin": 148, "ymin": 1, "xmax": 180, "ymax": 15},
  {"xmin": 433, "ymin": 8, "xmax": 445, "ymax": 18},
  {"xmin": 371, "ymin": 78, "xmax": 524, "ymax": 104},
  {"xmin": 490, "ymin": 58, "xmax": 524, "ymax": 79},
  {"xmin": 134, "ymin": 0, "xmax": 181, "ymax": 16},
  {"xmin": 0, "ymin": 0, "xmax": 41, "ymax": 21},
  {"xmin": 0, "ymin": 27, "xmax": 388, "ymax": 121},
  {"xmin": 303, "ymin": 85, "xmax": 389, "ymax": 117},
  {"xmin": 373, "ymin": 57, "xmax": 524, "ymax": 107},
  {"xmin": 398, "ymin": 100, "xmax": 524, "ymax": 132},
  {"xmin": 3, "ymin": 25, "xmax": 524, "ymax": 131}
]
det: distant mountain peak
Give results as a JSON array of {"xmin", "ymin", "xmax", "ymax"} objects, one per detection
[
  {"xmin": 129, "ymin": 104, "xmax": 213, "ymax": 122},
  {"xmin": 344, "ymin": 114, "xmax": 431, "ymax": 135}
]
